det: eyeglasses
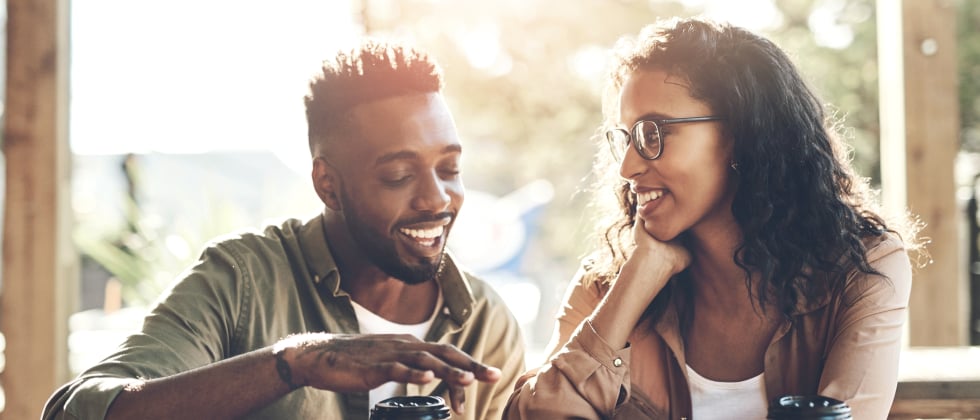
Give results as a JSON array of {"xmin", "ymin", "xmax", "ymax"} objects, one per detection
[{"xmin": 605, "ymin": 116, "xmax": 724, "ymax": 161}]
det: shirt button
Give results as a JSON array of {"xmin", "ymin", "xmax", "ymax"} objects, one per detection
[{"xmin": 613, "ymin": 357, "xmax": 623, "ymax": 367}]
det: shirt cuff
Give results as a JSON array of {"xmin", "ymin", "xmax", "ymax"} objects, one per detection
[
  {"xmin": 63, "ymin": 377, "xmax": 142, "ymax": 419},
  {"xmin": 575, "ymin": 319, "xmax": 631, "ymax": 371},
  {"xmin": 552, "ymin": 320, "xmax": 632, "ymax": 413}
]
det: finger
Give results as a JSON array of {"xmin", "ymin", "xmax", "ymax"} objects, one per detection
[
  {"xmin": 448, "ymin": 385, "xmax": 466, "ymax": 415},
  {"xmin": 366, "ymin": 333, "xmax": 421, "ymax": 343},
  {"xmin": 367, "ymin": 362, "xmax": 434, "ymax": 387},
  {"xmin": 632, "ymin": 217, "xmax": 650, "ymax": 245},
  {"xmin": 422, "ymin": 343, "xmax": 501, "ymax": 383},
  {"xmin": 400, "ymin": 350, "xmax": 475, "ymax": 386},
  {"xmin": 475, "ymin": 363, "xmax": 502, "ymax": 382},
  {"xmin": 457, "ymin": 359, "xmax": 500, "ymax": 383}
]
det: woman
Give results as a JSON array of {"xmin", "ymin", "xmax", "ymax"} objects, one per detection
[{"xmin": 505, "ymin": 17, "xmax": 921, "ymax": 419}]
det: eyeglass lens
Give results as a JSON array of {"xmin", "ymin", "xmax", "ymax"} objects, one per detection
[
  {"xmin": 636, "ymin": 121, "xmax": 661, "ymax": 158},
  {"xmin": 606, "ymin": 121, "xmax": 661, "ymax": 160}
]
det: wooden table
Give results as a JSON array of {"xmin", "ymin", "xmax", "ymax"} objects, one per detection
[{"xmin": 890, "ymin": 347, "xmax": 980, "ymax": 419}]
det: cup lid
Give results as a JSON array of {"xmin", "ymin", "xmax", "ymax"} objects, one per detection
[
  {"xmin": 371, "ymin": 396, "xmax": 451, "ymax": 419},
  {"xmin": 768, "ymin": 395, "xmax": 852, "ymax": 417}
]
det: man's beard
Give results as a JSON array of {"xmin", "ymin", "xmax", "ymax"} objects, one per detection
[{"xmin": 340, "ymin": 190, "xmax": 448, "ymax": 284}]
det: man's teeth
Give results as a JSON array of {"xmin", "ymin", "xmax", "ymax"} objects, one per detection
[
  {"xmin": 400, "ymin": 226, "xmax": 444, "ymax": 240},
  {"xmin": 637, "ymin": 190, "xmax": 664, "ymax": 205}
]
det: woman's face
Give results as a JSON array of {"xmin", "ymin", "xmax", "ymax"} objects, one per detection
[{"xmin": 615, "ymin": 69, "xmax": 736, "ymax": 241}]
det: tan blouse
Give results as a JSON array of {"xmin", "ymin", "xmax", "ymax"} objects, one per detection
[{"xmin": 505, "ymin": 233, "xmax": 911, "ymax": 419}]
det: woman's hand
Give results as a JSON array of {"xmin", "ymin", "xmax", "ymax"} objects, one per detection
[
  {"xmin": 629, "ymin": 218, "xmax": 692, "ymax": 278},
  {"xmin": 587, "ymin": 218, "xmax": 692, "ymax": 349}
]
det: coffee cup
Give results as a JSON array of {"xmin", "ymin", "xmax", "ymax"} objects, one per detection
[
  {"xmin": 767, "ymin": 395, "xmax": 852, "ymax": 419},
  {"xmin": 369, "ymin": 395, "xmax": 452, "ymax": 420}
]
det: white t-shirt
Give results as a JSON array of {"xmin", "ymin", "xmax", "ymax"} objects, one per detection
[
  {"xmin": 687, "ymin": 364, "xmax": 768, "ymax": 420},
  {"xmin": 351, "ymin": 291, "xmax": 443, "ymax": 411}
]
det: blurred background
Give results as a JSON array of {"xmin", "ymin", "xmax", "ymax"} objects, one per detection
[
  {"xmin": 65, "ymin": 0, "xmax": 980, "ymax": 371},
  {"xmin": 3, "ymin": 0, "xmax": 980, "ymax": 417}
]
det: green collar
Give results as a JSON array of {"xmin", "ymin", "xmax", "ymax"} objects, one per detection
[{"xmin": 298, "ymin": 214, "xmax": 476, "ymax": 326}]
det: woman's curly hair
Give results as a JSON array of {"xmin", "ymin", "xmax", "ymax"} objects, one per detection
[{"xmin": 587, "ymin": 17, "xmax": 924, "ymax": 318}]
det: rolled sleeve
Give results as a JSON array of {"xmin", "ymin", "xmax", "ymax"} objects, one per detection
[
  {"xmin": 44, "ymin": 376, "xmax": 141, "ymax": 420},
  {"xmin": 506, "ymin": 320, "xmax": 631, "ymax": 419},
  {"xmin": 42, "ymin": 244, "xmax": 245, "ymax": 419},
  {"xmin": 553, "ymin": 320, "xmax": 632, "ymax": 410}
]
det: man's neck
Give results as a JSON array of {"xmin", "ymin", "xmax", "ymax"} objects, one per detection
[
  {"xmin": 321, "ymin": 211, "xmax": 440, "ymax": 324},
  {"xmin": 346, "ymin": 277, "xmax": 439, "ymax": 324}
]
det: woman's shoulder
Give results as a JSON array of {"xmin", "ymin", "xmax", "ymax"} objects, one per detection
[
  {"xmin": 839, "ymin": 231, "xmax": 912, "ymax": 307},
  {"xmin": 860, "ymin": 230, "xmax": 907, "ymax": 264}
]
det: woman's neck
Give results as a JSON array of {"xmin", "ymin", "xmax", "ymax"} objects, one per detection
[{"xmin": 685, "ymin": 222, "xmax": 760, "ymax": 314}]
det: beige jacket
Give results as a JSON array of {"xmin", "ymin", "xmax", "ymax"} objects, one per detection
[{"xmin": 506, "ymin": 233, "xmax": 911, "ymax": 419}]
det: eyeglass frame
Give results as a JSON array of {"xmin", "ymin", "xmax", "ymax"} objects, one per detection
[{"xmin": 605, "ymin": 116, "xmax": 725, "ymax": 161}]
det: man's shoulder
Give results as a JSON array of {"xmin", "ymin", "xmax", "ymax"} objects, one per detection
[
  {"xmin": 206, "ymin": 218, "xmax": 306, "ymax": 255},
  {"xmin": 450, "ymin": 266, "xmax": 519, "ymax": 324},
  {"xmin": 442, "ymin": 258, "xmax": 502, "ymax": 302},
  {"xmin": 175, "ymin": 217, "xmax": 319, "ymax": 306},
  {"xmin": 470, "ymin": 275, "xmax": 510, "ymax": 307},
  {"xmin": 192, "ymin": 217, "xmax": 313, "ymax": 279}
]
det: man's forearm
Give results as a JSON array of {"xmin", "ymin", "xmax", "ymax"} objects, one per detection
[{"xmin": 105, "ymin": 346, "xmax": 293, "ymax": 420}]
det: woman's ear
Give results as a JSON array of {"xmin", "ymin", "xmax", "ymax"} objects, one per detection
[{"xmin": 312, "ymin": 157, "xmax": 342, "ymax": 211}]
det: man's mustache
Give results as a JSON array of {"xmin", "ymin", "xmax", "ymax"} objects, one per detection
[{"xmin": 395, "ymin": 212, "xmax": 455, "ymax": 229}]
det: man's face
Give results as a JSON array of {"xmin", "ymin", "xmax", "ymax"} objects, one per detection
[{"xmin": 327, "ymin": 93, "xmax": 464, "ymax": 284}]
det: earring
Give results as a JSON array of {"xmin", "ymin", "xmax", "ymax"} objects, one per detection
[{"xmin": 730, "ymin": 161, "xmax": 739, "ymax": 172}]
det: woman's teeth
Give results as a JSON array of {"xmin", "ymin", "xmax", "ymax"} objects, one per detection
[{"xmin": 637, "ymin": 190, "xmax": 664, "ymax": 205}]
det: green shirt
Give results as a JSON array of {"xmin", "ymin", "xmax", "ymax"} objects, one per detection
[{"xmin": 43, "ymin": 216, "xmax": 526, "ymax": 419}]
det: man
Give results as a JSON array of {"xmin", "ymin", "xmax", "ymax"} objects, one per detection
[{"xmin": 43, "ymin": 40, "xmax": 526, "ymax": 419}]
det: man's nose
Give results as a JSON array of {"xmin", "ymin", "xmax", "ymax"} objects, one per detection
[{"xmin": 412, "ymin": 171, "xmax": 452, "ymax": 212}]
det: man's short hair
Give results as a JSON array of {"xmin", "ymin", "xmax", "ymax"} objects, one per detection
[{"xmin": 304, "ymin": 40, "xmax": 444, "ymax": 156}]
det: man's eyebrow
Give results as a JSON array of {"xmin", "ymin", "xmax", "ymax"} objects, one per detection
[
  {"xmin": 442, "ymin": 144, "xmax": 462, "ymax": 155},
  {"xmin": 375, "ymin": 150, "xmax": 419, "ymax": 166},
  {"xmin": 374, "ymin": 144, "xmax": 462, "ymax": 166}
]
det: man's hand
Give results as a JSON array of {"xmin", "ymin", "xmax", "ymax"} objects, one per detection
[{"xmin": 275, "ymin": 333, "xmax": 501, "ymax": 414}]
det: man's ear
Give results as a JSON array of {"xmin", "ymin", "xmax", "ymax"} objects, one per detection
[{"xmin": 312, "ymin": 157, "xmax": 342, "ymax": 211}]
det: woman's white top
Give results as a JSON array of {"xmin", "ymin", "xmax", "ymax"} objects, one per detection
[
  {"xmin": 687, "ymin": 364, "xmax": 768, "ymax": 420},
  {"xmin": 351, "ymin": 290, "xmax": 443, "ymax": 411}
]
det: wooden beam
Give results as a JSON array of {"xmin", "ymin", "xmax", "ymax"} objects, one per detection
[
  {"xmin": 877, "ymin": 0, "xmax": 965, "ymax": 345},
  {"xmin": 1, "ymin": 0, "xmax": 72, "ymax": 417}
]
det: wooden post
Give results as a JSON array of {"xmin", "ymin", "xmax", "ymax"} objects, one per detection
[
  {"xmin": 1, "ymin": 0, "xmax": 73, "ymax": 417},
  {"xmin": 877, "ymin": 0, "xmax": 965, "ymax": 346}
]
